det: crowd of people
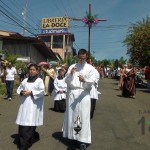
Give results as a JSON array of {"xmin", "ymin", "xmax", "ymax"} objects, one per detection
[
  {"xmin": 0, "ymin": 50, "xmax": 150, "ymax": 150},
  {"xmin": 0, "ymin": 49, "xmax": 101, "ymax": 150}
]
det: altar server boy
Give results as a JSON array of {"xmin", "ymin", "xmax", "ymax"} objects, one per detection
[
  {"xmin": 53, "ymin": 68, "xmax": 67, "ymax": 112},
  {"xmin": 16, "ymin": 64, "xmax": 45, "ymax": 150}
]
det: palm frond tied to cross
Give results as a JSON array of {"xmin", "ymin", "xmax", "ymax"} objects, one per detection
[{"xmin": 72, "ymin": 3, "xmax": 106, "ymax": 58}]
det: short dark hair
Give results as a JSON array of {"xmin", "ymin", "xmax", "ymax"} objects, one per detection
[
  {"xmin": 28, "ymin": 64, "xmax": 38, "ymax": 70},
  {"xmin": 78, "ymin": 49, "xmax": 87, "ymax": 56},
  {"xmin": 58, "ymin": 68, "xmax": 64, "ymax": 74}
]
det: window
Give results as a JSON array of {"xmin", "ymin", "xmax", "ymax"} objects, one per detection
[
  {"xmin": 41, "ymin": 36, "xmax": 51, "ymax": 48},
  {"xmin": 53, "ymin": 35, "xmax": 63, "ymax": 48}
]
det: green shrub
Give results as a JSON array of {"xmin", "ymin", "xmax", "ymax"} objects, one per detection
[
  {"xmin": 0, "ymin": 83, "xmax": 6, "ymax": 95},
  {"xmin": 0, "ymin": 82, "xmax": 20, "ymax": 96}
]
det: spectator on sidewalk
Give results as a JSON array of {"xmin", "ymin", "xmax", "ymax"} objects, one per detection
[{"xmin": 5, "ymin": 62, "xmax": 17, "ymax": 100}]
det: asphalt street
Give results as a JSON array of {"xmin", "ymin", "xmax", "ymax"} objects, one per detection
[{"xmin": 0, "ymin": 78, "xmax": 150, "ymax": 150}]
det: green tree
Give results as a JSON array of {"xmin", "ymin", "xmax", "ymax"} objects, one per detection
[
  {"xmin": 0, "ymin": 49, "xmax": 19, "ymax": 64},
  {"xmin": 123, "ymin": 17, "xmax": 150, "ymax": 66},
  {"xmin": 0, "ymin": 50, "xmax": 28, "ymax": 71},
  {"xmin": 96, "ymin": 57, "xmax": 126, "ymax": 69},
  {"xmin": 100, "ymin": 59, "xmax": 111, "ymax": 67},
  {"xmin": 118, "ymin": 57, "xmax": 127, "ymax": 65},
  {"xmin": 113, "ymin": 59, "xmax": 119, "ymax": 68}
]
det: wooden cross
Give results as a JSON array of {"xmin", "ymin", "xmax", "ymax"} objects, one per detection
[{"xmin": 72, "ymin": 3, "xmax": 106, "ymax": 58}]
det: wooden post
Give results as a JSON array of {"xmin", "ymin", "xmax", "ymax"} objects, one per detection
[{"xmin": 72, "ymin": 3, "xmax": 106, "ymax": 58}]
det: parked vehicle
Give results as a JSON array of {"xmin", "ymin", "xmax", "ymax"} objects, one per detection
[{"xmin": 135, "ymin": 72, "xmax": 145, "ymax": 87}]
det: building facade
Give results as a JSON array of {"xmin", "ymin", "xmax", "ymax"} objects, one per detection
[
  {"xmin": 38, "ymin": 33, "xmax": 75, "ymax": 60},
  {"xmin": 0, "ymin": 30, "xmax": 58, "ymax": 63},
  {"xmin": 40, "ymin": 16, "xmax": 76, "ymax": 60}
]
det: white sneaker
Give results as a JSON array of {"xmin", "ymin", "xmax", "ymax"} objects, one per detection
[{"xmin": 8, "ymin": 97, "xmax": 12, "ymax": 101}]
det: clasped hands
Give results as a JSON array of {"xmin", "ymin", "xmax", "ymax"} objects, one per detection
[
  {"xmin": 21, "ymin": 90, "xmax": 32, "ymax": 96},
  {"xmin": 78, "ymin": 75, "xmax": 85, "ymax": 82},
  {"xmin": 70, "ymin": 67, "xmax": 85, "ymax": 82}
]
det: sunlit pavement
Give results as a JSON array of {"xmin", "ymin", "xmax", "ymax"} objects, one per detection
[{"xmin": 0, "ymin": 78, "xmax": 150, "ymax": 150}]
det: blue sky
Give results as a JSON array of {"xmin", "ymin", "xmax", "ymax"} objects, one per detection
[{"xmin": 0, "ymin": 0, "xmax": 150, "ymax": 60}]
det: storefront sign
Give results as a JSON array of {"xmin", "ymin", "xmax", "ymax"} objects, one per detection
[
  {"xmin": 41, "ymin": 28, "xmax": 68, "ymax": 34},
  {"xmin": 41, "ymin": 17, "xmax": 69, "ymax": 29}
]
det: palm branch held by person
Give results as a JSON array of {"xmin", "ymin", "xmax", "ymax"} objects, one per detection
[{"xmin": 41, "ymin": 65, "xmax": 56, "ymax": 96}]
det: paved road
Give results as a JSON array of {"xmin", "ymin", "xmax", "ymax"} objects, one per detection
[{"xmin": 0, "ymin": 78, "xmax": 150, "ymax": 150}]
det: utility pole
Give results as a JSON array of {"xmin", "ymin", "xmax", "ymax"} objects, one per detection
[
  {"xmin": 22, "ymin": 0, "xmax": 27, "ymax": 36},
  {"xmin": 66, "ymin": 34, "xmax": 69, "ymax": 62},
  {"xmin": 72, "ymin": 3, "xmax": 106, "ymax": 58}
]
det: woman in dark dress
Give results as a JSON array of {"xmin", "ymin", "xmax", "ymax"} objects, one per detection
[{"xmin": 122, "ymin": 64, "xmax": 136, "ymax": 98}]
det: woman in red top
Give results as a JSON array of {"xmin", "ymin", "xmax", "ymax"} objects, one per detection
[{"xmin": 144, "ymin": 66, "xmax": 150, "ymax": 93}]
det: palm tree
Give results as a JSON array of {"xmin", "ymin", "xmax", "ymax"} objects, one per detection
[{"xmin": 124, "ymin": 17, "xmax": 150, "ymax": 66}]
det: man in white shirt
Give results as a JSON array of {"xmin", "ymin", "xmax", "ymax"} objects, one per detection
[{"xmin": 5, "ymin": 62, "xmax": 17, "ymax": 100}]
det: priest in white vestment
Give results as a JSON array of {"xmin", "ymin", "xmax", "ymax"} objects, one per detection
[{"xmin": 63, "ymin": 49, "xmax": 96, "ymax": 150}]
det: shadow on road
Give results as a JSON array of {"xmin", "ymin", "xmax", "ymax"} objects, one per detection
[
  {"xmin": 11, "ymin": 133, "xmax": 20, "ymax": 148},
  {"xmin": 137, "ymin": 89, "xmax": 149, "ymax": 93},
  {"xmin": 49, "ymin": 107, "xmax": 55, "ymax": 111},
  {"xmin": 116, "ymin": 95, "xmax": 133, "ymax": 99},
  {"xmin": 111, "ymin": 82, "xmax": 118, "ymax": 85},
  {"xmin": 52, "ymin": 132, "xmax": 77, "ymax": 150},
  {"xmin": 114, "ymin": 88, "xmax": 120, "ymax": 91}
]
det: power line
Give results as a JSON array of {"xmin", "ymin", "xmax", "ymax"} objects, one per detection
[
  {"xmin": 0, "ymin": 7, "xmax": 36, "ymax": 36},
  {"xmin": 22, "ymin": 0, "xmax": 27, "ymax": 35},
  {"xmin": 73, "ymin": 42, "xmax": 80, "ymax": 50},
  {"xmin": 9, "ymin": 0, "xmax": 41, "ymax": 29},
  {"xmin": 66, "ymin": 0, "xmax": 76, "ymax": 17},
  {"xmin": 60, "ymin": 0, "xmax": 69, "ymax": 16},
  {"xmin": 53, "ymin": 1, "xmax": 64, "ymax": 15},
  {"xmin": 0, "ymin": 0, "xmax": 39, "ymax": 36},
  {"xmin": 0, "ymin": 19, "xmax": 18, "ymax": 26},
  {"xmin": 14, "ymin": 0, "xmax": 41, "ymax": 23}
]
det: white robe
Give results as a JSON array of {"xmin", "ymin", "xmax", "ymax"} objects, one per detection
[
  {"xmin": 16, "ymin": 77, "xmax": 45, "ymax": 126},
  {"xmin": 53, "ymin": 78, "xmax": 67, "ymax": 101},
  {"xmin": 63, "ymin": 62, "xmax": 96, "ymax": 144},
  {"xmin": 90, "ymin": 68, "xmax": 100, "ymax": 100}
]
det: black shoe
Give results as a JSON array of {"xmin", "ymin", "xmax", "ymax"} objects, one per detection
[
  {"xmin": 80, "ymin": 143, "xmax": 87, "ymax": 150},
  {"xmin": 19, "ymin": 148, "xmax": 28, "ymax": 150}
]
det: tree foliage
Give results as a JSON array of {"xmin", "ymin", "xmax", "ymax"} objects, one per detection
[
  {"xmin": 0, "ymin": 49, "xmax": 19, "ymax": 64},
  {"xmin": 0, "ymin": 49, "xmax": 27, "ymax": 69},
  {"xmin": 123, "ymin": 17, "xmax": 150, "ymax": 66},
  {"xmin": 96, "ymin": 57, "xmax": 127, "ymax": 68}
]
